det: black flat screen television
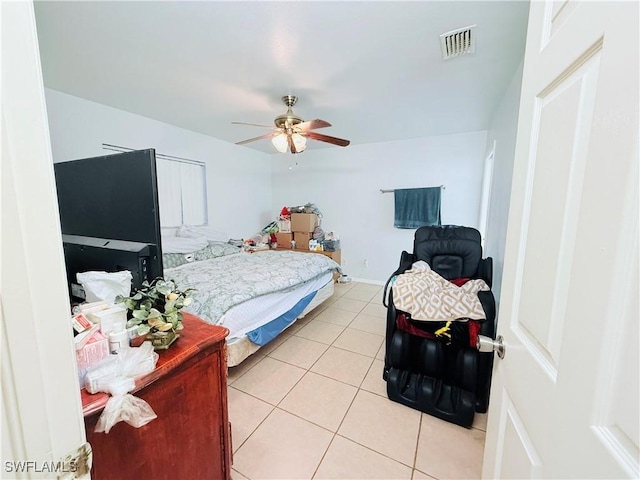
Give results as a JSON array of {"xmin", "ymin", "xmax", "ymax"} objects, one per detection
[{"xmin": 54, "ymin": 149, "xmax": 164, "ymax": 293}]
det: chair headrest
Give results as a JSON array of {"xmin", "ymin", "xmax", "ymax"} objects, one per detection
[{"xmin": 413, "ymin": 225, "xmax": 482, "ymax": 279}]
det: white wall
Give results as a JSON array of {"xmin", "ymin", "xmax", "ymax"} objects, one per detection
[
  {"xmin": 45, "ymin": 89, "xmax": 272, "ymax": 239},
  {"xmin": 483, "ymin": 59, "xmax": 525, "ymax": 304},
  {"xmin": 271, "ymin": 132, "xmax": 488, "ymax": 283},
  {"xmin": 45, "ymin": 90, "xmax": 489, "ymax": 284}
]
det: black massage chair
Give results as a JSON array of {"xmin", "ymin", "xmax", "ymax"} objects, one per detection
[{"xmin": 383, "ymin": 225, "xmax": 497, "ymax": 427}]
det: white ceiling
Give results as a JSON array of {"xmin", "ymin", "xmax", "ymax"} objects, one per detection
[{"xmin": 34, "ymin": 1, "xmax": 530, "ymax": 154}]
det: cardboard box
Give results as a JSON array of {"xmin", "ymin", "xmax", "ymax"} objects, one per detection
[
  {"xmin": 275, "ymin": 232, "xmax": 293, "ymax": 248},
  {"xmin": 293, "ymin": 231, "xmax": 312, "ymax": 249},
  {"xmin": 277, "ymin": 220, "xmax": 291, "ymax": 233},
  {"xmin": 291, "ymin": 213, "xmax": 318, "ymax": 232}
]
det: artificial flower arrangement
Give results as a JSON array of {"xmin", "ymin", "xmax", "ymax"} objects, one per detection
[{"xmin": 116, "ymin": 278, "xmax": 195, "ymax": 347}]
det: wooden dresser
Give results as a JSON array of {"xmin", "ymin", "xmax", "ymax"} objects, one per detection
[{"xmin": 81, "ymin": 314, "xmax": 231, "ymax": 480}]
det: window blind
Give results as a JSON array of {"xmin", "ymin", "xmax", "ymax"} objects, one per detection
[{"xmin": 102, "ymin": 144, "xmax": 207, "ymax": 227}]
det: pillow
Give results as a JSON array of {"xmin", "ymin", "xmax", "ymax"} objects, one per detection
[
  {"xmin": 161, "ymin": 235, "xmax": 209, "ymax": 254},
  {"xmin": 177, "ymin": 225, "xmax": 230, "ymax": 243},
  {"xmin": 162, "ymin": 253, "xmax": 192, "ymax": 269},
  {"xmin": 194, "ymin": 242, "xmax": 241, "ymax": 261},
  {"xmin": 161, "ymin": 227, "xmax": 179, "ymax": 237}
]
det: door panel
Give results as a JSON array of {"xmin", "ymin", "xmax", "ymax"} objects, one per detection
[
  {"xmin": 498, "ymin": 394, "xmax": 542, "ymax": 480},
  {"xmin": 518, "ymin": 44, "xmax": 601, "ymax": 372},
  {"xmin": 483, "ymin": 1, "xmax": 639, "ymax": 478},
  {"xmin": 590, "ymin": 179, "xmax": 639, "ymax": 472}
]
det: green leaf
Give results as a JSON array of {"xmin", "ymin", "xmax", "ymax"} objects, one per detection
[
  {"xmin": 148, "ymin": 308, "xmax": 162, "ymax": 319},
  {"xmin": 126, "ymin": 318, "xmax": 141, "ymax": 328},
  {"xmin": 132, "ymin": 292, "xmax": 143, "ymax": 301},
  {"xmin": 132, "ymin": 309, "xmax": 149, "ymax": 320},
  {"xmin": 138, "ymin": 324, "xmax": 151, "ymax": 336}
]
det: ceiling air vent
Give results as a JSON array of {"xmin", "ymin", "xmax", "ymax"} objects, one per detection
[{"xmin": 440, "ymin": 25, "xmax": 476, "ymax": 60}]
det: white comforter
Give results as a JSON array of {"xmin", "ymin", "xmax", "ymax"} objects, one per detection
[{"xmin": 164, "ymin": 250, "xmax": 340, "ymax": 326}]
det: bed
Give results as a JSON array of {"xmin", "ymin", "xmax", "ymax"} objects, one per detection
[{"xmin": 161, "ymin": 231, "xmax": 340, "ymax": 366}]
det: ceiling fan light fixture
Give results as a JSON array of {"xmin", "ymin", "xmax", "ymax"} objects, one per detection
[
  {"xmin": 292, "ymin": 133, "xmax": 307, "ymax": 152},
  {"xmin": 235, "ymin": 94, "xmax": 350, "ymax": 152},
  {"xmin": 271, "ymin": 133, "xmax": 288, "ymax": 153}
]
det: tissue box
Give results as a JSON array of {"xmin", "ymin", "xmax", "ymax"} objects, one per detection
[
  {"xmin": 88, "ymin": 306, "xmax": 127, "ymax": 337},
  {"xmin": 75, "ymin": 327, "xmax": 109, "ymax": 388}
]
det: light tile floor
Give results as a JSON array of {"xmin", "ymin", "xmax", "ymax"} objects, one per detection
[{"xmin": 227, "ymin": 281, "xmax": 487, "ymax": 480}]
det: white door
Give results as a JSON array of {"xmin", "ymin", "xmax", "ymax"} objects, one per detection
[
  {"xmin": 2, "ymin": 1, "xmax": 90, "ymax": 475},
  {"xmin": 483, "ymin": 1, "xmax": 639, "ymax": 478}
]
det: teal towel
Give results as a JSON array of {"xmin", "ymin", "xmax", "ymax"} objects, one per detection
[{"xmin": 394, "ymin": 187, "xmax": 441, "ymax": 228}]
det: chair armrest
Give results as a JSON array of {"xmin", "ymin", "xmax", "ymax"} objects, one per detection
[
  {"xmin": 477, "ymin": 290, "xmax": 496, "ymax": 328},
  {"xmin": 398, "ymin": 251, "xmax": 416, "ymax": 273},
  {"xmin": 478, "ymin": 257, "xmax": 493, "ymax": 288},
  {"xmin": 382, "ymin": 251, "xmax": 415, "ymax": 307}
]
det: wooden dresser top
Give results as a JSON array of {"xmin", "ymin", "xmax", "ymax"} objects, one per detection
[{"xmin": 81, "ymin": 313, "xmax": 228, "ymax": 417}]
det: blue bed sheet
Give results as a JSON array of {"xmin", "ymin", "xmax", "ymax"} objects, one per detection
[{"xmin": 246, "ymin": 291, "xmax": 317, "ymax": 346}]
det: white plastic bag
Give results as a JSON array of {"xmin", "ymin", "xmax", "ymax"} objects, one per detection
[
  {"xmin": 77, "ymin": 270, "xmax": 132, "ymax": 304},
  {"xmin": 117, "ymin": 342, "xmax": 159, "ymax": 378},
  {"xmin": 84, "ymin": 343, "xmax": 159, "ymax": 394},
  {"xmin": 85, "ymin": 342, "xmax": 160, "ymax": 433},
  {"xmin": 94, "ymin": 394, "xmax": 157, "ymax": 433}
]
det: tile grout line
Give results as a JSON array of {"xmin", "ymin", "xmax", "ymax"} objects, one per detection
[
  {"xmin": 231, "ymin": 283, "xmax": 486, "ymax": 479},
  {"xmin": 413, "ymin": 413, "xmax": 424, "ymax": 471},
  {"xmin": 230, "ymin": 283, "xmax": 399, "ymax": 478}
]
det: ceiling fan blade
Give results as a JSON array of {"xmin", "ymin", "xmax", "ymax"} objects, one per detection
[
  {"xmin": 232, "ymin": 121, "xmax": 275, "ymax": 128},
  {"xmin": 235, "ymin": 132, "xmax": 277, "ymax": 145},
  {"xmin": 306, "ymin": 131, "xmax": 350, "ymax": 147},
  {"xmin": 297, "ymin": 119, "xmax": 332, "ymax": 131}
]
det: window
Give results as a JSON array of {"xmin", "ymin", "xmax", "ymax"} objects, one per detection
[
  {"xmin": 102, "ymin": 144, "xmax": 207, "ymax": 227},
  {"xmin": 156, "ymin": 158, "xmax": 207, "ymax": 227}
]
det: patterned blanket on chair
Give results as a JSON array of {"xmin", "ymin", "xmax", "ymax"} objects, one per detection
[{"xmin": 391, "ymin": 261, "xmax": 489, "ymax": 322}]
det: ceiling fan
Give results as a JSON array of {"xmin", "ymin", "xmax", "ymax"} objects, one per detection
[{"xmin": 233, "ymin": 95, "xmax": 350, "ymax": 154}]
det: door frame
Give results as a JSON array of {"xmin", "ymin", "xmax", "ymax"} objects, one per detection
[{"xmin": 1, "ymin": 1, "xmax": 88, "ymax": 473}]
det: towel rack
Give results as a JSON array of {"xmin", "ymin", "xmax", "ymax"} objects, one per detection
[{"xmin": 380, "ymin": 185, "xmax": 445, "ymax": 193}]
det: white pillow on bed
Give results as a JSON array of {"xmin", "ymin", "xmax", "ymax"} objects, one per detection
[
  {"xmin": 177, "ymin": 225, "xmax": 229, "ymax": 243},
  {"xmin": 162, "ymin": 235, "xmax": 209, "ymax": 253}
]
